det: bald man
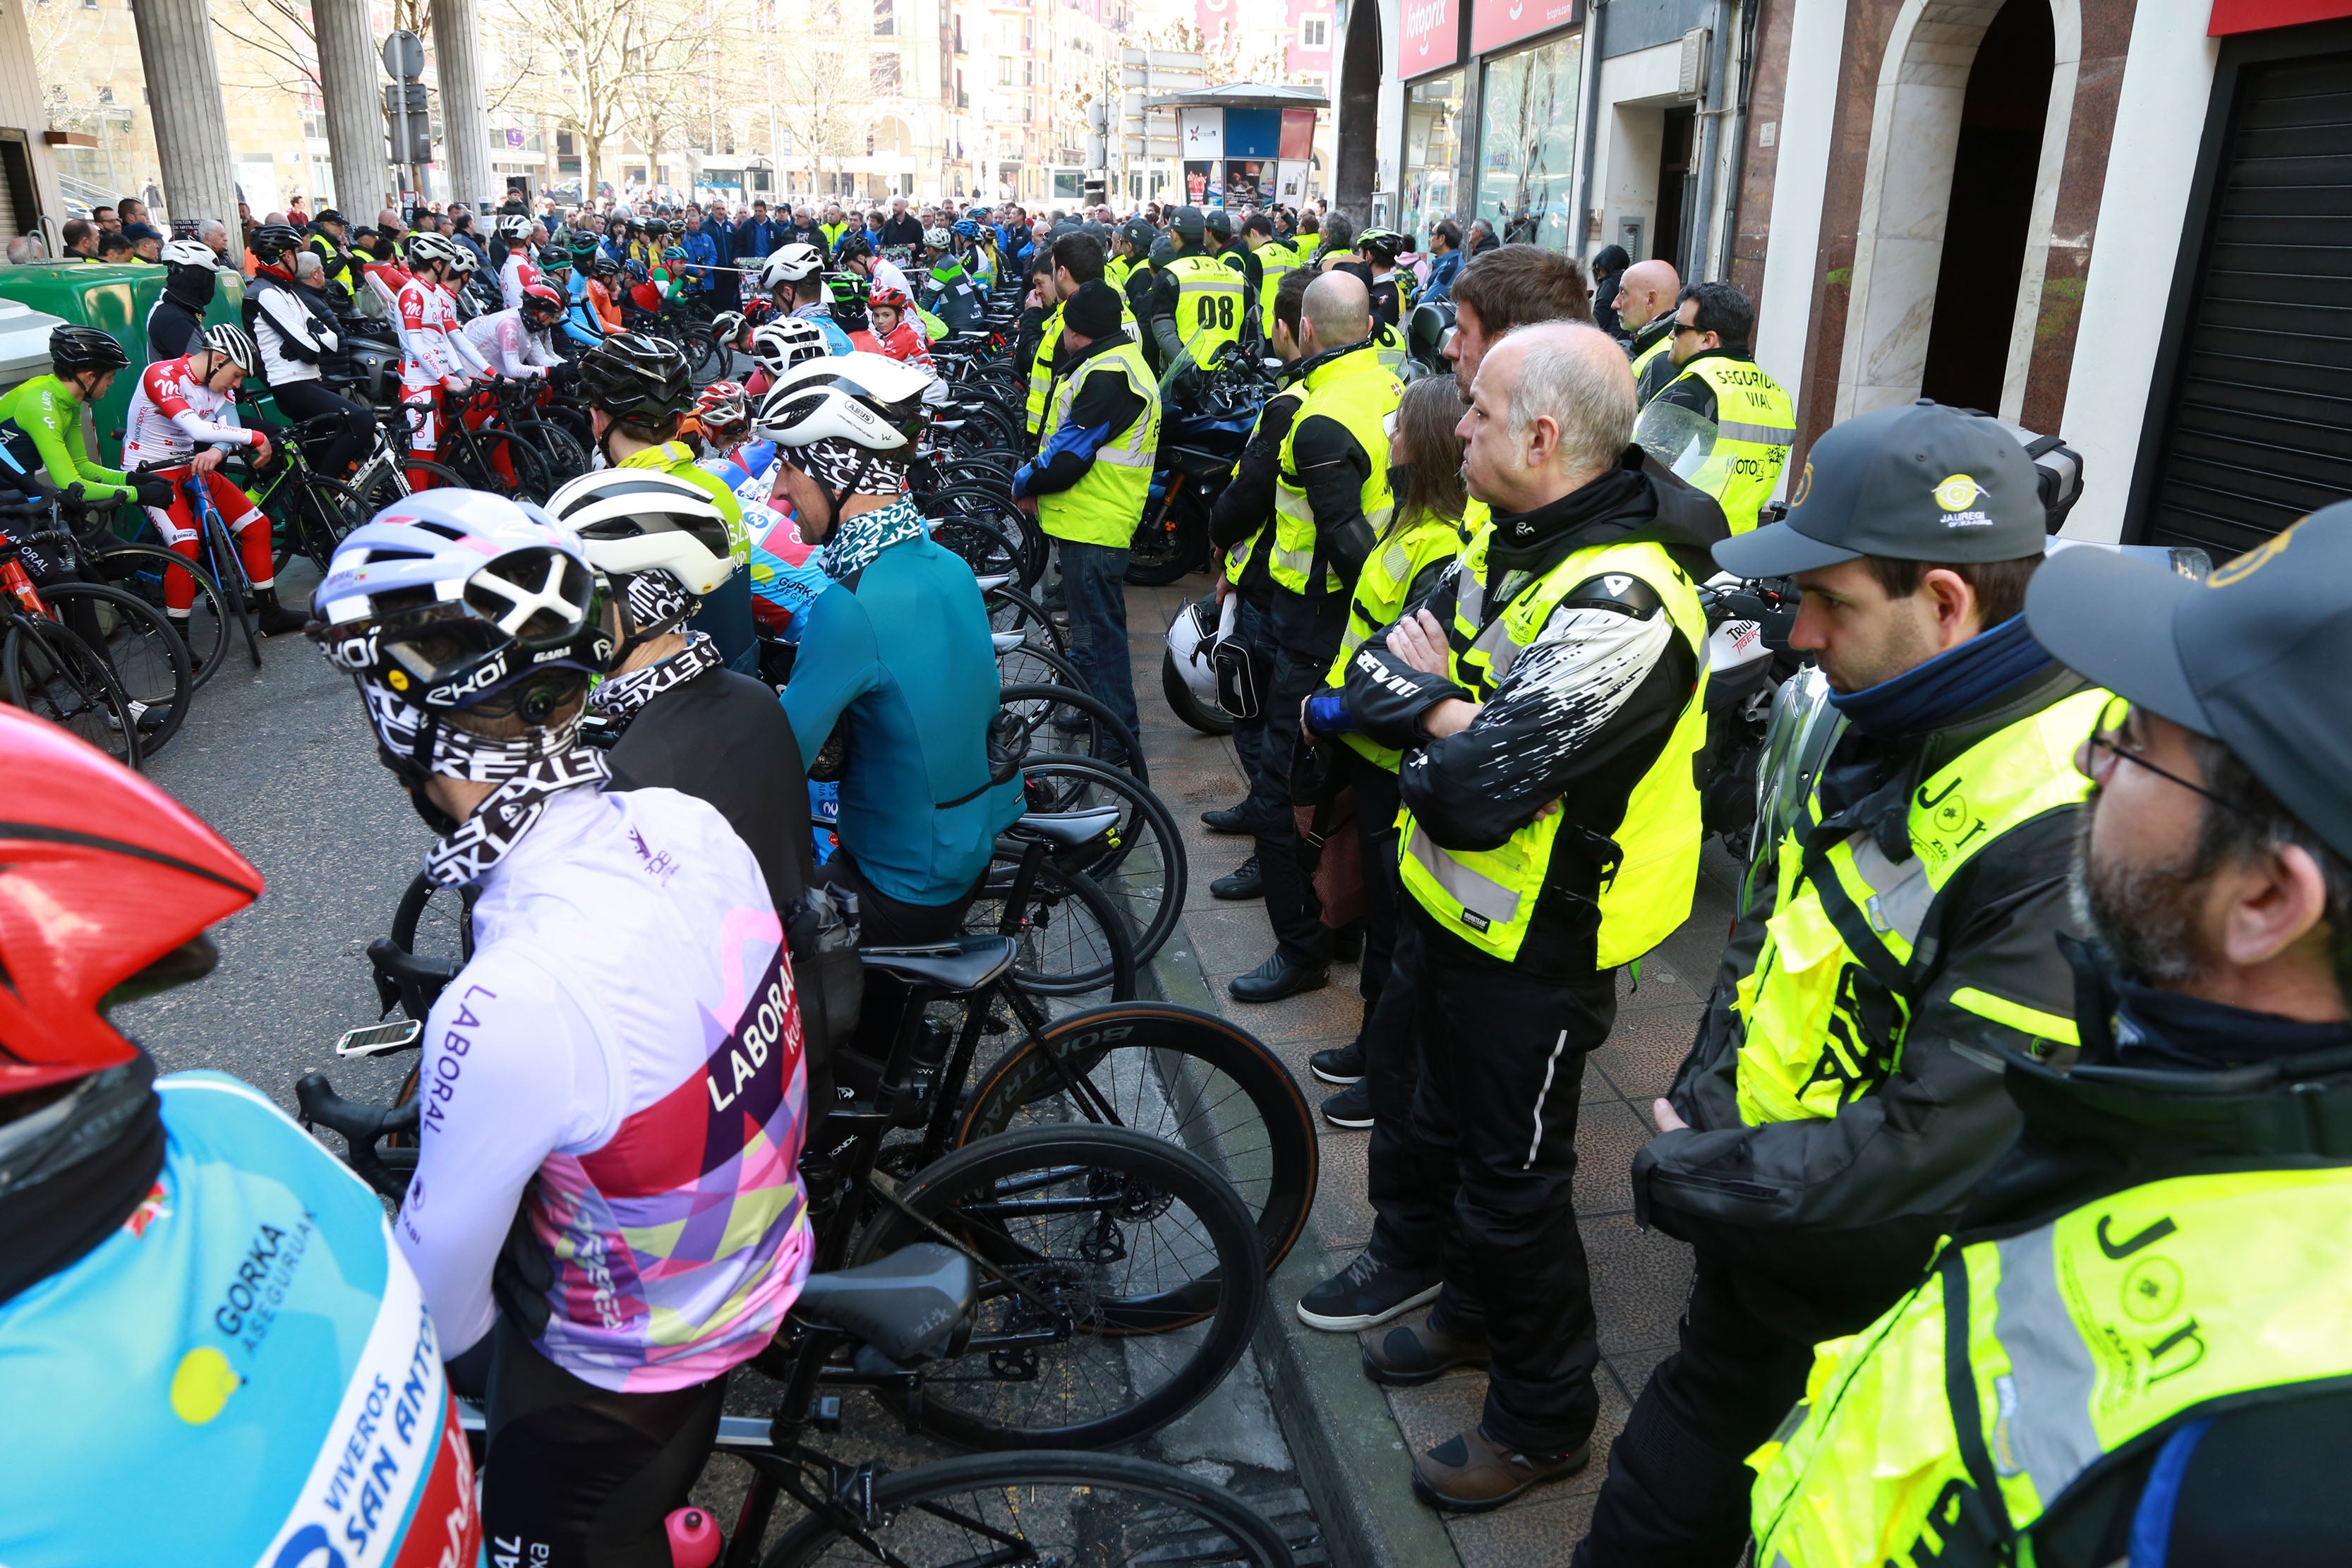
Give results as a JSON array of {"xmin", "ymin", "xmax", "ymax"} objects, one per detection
[
  {"xmin": 1222, "ymin": 270, "xmax": 1404, "ymax": 1004},
  {"xmin": 1614, "ymin": 259, "xmax": 1682, "ymax": 403},
  {"xmin": 1306, "ymin": 320, "xmax": 1727, "ymax": 1514}
]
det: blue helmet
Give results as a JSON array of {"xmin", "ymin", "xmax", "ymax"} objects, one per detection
[{"xmin": 953, "ymin": 218, "xmax": 980, "ymax": 239}]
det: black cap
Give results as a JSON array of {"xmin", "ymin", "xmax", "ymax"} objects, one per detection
[
  {"xmin": 1715, "ymin": 400, "xmax": 2047, "ymax": 578},
  {"xmin": 1063, "ymin": 279, "xmax": 1123, "ymax": 339},
  {"xmin": 1169, "ymin": 205, "xmax": 1206, "ymax": 241},
  {"xmin": 1122, "ymin": 218, "xmax": 1155, "ymax": 251},
  {"xmin": 2025, "ymin": 505, "xmax": 2352, "ymax": 863},
  {"xmin": 1204, "ymin": 207, "xmax": 1234, "ymax": 240}
]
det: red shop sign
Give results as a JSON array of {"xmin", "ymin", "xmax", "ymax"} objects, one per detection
[
  {"xmin": 1471, "ymin": 0, "xmax": 1580, "ymax": 55},
  {"xmin": 1403, "ymin": 0, "xmax": 1461, "ymax": 75}
]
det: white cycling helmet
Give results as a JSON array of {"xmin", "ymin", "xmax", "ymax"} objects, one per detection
[
  {"xmin": 200, "ymin": 322, "xmax": 260, "ymax": 378},
  {"xmin": 922, "ymin": 226, "xmax": 952, "ymax": 251},
  {"xmin": 750, "ymin": 317, "xmax": 830, "ymax": 378},
  {"xmin": 495, "ymin": 214, "xmax": 533, "ymax": 240},
  {"xmin": 543, "ymin": 468, "xmax": 738, "ymax": 597},
  {"xmin": 405, "ymin": 231, "xmax": 466, "ymax": 270},
  {"xmin": 760, "ymin": 242, "xmax": 826, "ymax": 290},
  {"xmin": 752, "ymin": 351, "xmax": 931, "ymax": 453},
  {"xmin": 159, "ymin": 238, "xmax": 218, "ymax": 270}
]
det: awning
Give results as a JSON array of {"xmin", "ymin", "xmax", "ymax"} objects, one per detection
[{"xmin": 1142, "ymin": 82, "xmax": 1329, "ymax": 110}]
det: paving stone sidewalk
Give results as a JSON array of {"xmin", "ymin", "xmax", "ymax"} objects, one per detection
[{"xmin": 1125, "ymin": 579, "xmax": 1745, "ymax": 1567}]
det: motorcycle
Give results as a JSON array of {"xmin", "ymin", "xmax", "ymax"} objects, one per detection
[{"xmin": 1124, "ymin": 346, "xmax": 1269, "ymax": 587}]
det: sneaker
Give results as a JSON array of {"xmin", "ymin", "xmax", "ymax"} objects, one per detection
[
  {"xmin": 1309, "ymin": 1042, "xmax": 1364, "ymax": 1085},
  {"xmin": 1411, "ymin": 1424, "xmax": 1591, "ymax": 1514},
  {"xmin": 1296, "ymin": 1251, "xmax": 1440, "ymax": 1333},
  {"xmin": 1320, "ymin": 1081, "xmax": 1372, "ymax": 1130}
]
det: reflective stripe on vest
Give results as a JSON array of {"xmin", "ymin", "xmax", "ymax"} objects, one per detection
[
  {"xmin": 1394, "ymin": 531, "xmax": 1709, "ymax": 966},
  {"xmin": 1270, "ymin": 345, "xmax": 1401, "ymax": 597},
  {"xmin": 1258, "ymin": 240, "xmax": 1301, "ymax": 325},
  {"xmin": 1168, "ymin": 253, "xmax": 1248, "ymax": 368},
  {"xmin": 1223, "ymin": 389, "xmax": 1303, "ymax": 580},
  {"xmin": 1326, "ymin": 512, "xmax": 1466, "ymax": 770},
  {"xmin": 1025, "ymin": 303, "xmax": 1064, "ymax": 435},
  {"xmin": 1036, "ymin": 338, "xmax": 1162, "ymax": 548},
  {"xmin": 1732, "ymin": 689, "xmax": 2105, "ymax": 1125},
  {"xmin": 1660, "ymin": 356, "xmax": 1797, "ymax": 534},
  {"xmin": 1630, "ymin": 330, "xmax": 1675, "ymax": 404},
  {"xmin": 1749, "ymin": 1166, "xmax": 2352, "ymax": 1568}
]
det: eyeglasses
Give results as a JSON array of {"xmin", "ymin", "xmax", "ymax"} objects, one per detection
[{"xmin": 2082, "ymin": 694, "xmax": 2252, "ymax": 818}]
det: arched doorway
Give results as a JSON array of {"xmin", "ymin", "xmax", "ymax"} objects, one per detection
[
  {"xmin": 1917, "ymin": 0, "xmax": 2056, "ymax": 411},
  {"xmin": 1335, "ymin": 0, "xmax": 1381, "ymax": 215}
]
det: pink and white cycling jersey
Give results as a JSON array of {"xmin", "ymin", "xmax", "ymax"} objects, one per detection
[
  {"xmin": 396, "ymin": 784, "xmax": 811, "ymax": 1393},
  {"xmin": 462, "ymin": 308, "xmax": 560, "ymax": 379},
  {"xmin": 122, "ymin": 355, "xmax": 258, "ymax": 469},
  {"xmin": 396, "ymin": 275, "xmax": 466, "ymax": 391}
]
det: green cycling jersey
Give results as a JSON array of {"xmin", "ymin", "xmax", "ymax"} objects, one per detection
[{"xmin": 0, "ymin": 374, "xmax": 135, "ymax": 501}]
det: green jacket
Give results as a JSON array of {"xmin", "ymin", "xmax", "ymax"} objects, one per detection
[{"xmin": 0, "ymin": 375, "xmax": 135, "ymax": 501}]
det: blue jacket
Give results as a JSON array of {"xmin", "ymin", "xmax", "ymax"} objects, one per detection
[
  {"xmin": 732, "ymin": 217, "xmax": 784, "ymax": 264},
  {"xmin": 1423, "ymin": 248, "xmax": 1463, "ymax": 303},
  {"xmin": 781, "ymin": 532, "xmax": 1026, "ymax": 905},
  {"xmin": 680, "ymin": 229, "xmax": 720, "ymax": 289}
]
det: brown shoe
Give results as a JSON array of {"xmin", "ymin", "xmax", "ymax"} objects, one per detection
[
  {"xmin": 1363, "ymin": 1319, "xmax": 1490, "ymax": 1387},
  {"xmin": 1411, "ymin": 1424, "xmax": 1591, "ymax": 1514}
]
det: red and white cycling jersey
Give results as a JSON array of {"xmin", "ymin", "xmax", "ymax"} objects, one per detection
[
  {"xmin": 500, "ymin": 251, "xmax": 544, "ymax": 312},
  {"xmin": 363, "ymin": 257, "xmax": 413, "ymax": 317},
  {"xmin": 397, "ymin": 275, "xmax": 466, "ymax": 392},
  {"xmin": 122, "ymin": 356, "xmax": 258, "ymax": 469}
]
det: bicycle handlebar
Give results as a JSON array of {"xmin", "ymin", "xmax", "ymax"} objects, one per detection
[{"xmin": 294, "ymin": 1072, "xmax": 417, "ymax": 1200}]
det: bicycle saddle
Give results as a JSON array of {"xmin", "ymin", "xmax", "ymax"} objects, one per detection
[
  {"xmin": 857, "ymin": 934, "xmax": 1016, "ymax": 993},
  {"xmin": 792, "ymin": 1243, "xmax": 976, "ymax": 1363},
  {"xmin": 972, "ymin": 573, "xmax": 1013, "ymax": 593},
  {"xmin": 990, "ymin": 630, "xmax": 1024, "ymax": 653},
  {"xmin": 1018, "ymin": 806, "xmax": 1120, "ymax": 848}
]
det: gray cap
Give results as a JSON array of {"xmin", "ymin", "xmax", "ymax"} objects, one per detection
[
  {"xmin": 1168, "ymin": 205, "xmax": 1206, "ymax": 241},
  {"xmin": 2026, "ymin": 505, "xmax": 2352, "ymax": 864},
  {"xmin": 1715, "ymin": 400, "xmax": 2047, "ymax": 579}
]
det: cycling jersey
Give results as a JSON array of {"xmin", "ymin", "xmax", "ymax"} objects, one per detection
[
  {"xmin": 463, "ymin": 308, "xmax": 560, "ymax": 380},
  {"xmin": 397, "ymin": 785, "xmax": 811, "ymax": 1391},
  {"xmin": 247, "ymin": 272, "xmax": 342, "ymax": 387},
  {"xmin": 742, "ymin": 501, "xmax": 830, "ymax": 641},
  {"xmin": 866, "ymin": 256, "xmax": 915, "ymax": 304},
  {"xmin": 0, "ymin": 374, "xmax": 135, "ymax": 502},
  {"xmin": 0, "ymin": 1071, "xmax": 483, "ymax": 1568},
  {"xmin": 395, "ymin": 275, "xmax": 468, "ymax": 393},
  {"xmin": 867, "ymin": 315, "xmax": 933, "ymax": 370},
  {"xmin": 922, "ymin": 258, "xmax": 984, "ymax": 335},
  {"xmin": 499, "ymin": 251, "xmax": 544, "ymax": 312},
  {"xmin": 122, "ymin": 356, "xmax": 259, "ymax": 469},
  {"xmin": 363, "ymin": 258, "xmax": 412, "ymax": 318},
  {"xmin": 790, "ymin": 303, "xmax": 855, "ymax": 356}
]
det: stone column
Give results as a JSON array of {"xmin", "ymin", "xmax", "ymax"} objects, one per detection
[
  {"xmin": 313, "ymin": 0, "xmax": 390, "ymax": 219},
  {"xmin": 430, "ymin": 0, "xmax": 493, "ymax": 210},
  {"xmin": 128, "ymin": 0, "xmax": 239, "ymax": 251}
]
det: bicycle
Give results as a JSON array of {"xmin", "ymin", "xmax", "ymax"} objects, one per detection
[
  {"xmin": 43, "ymin": 480, "xmax": 239, "ymax": 688},
  {"xmin": 0, "ymin": 509, "xmax": 148, "ymax": 768}
]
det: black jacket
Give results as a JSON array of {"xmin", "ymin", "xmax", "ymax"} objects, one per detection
[
  {"xmin": 147, "ymin": 266, "xmax": 217, "ymax": 362},
  {"xmin": 1344, "ymin": 450, "xmax": 1727, "ymax": 977},
  {"xmin": 1634, "ymin": 658, "xmax": 2094, "ymax": 1320},
  {"xmin": 879, "ymin": 215, "xmax": 925, "ymax": 249},
  {"xmin": 1208, "ymin": 379, "xmax": 1305, "ymax": 591}
]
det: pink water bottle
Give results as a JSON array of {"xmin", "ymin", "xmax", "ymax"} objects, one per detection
[{"xmin": 666, "ymin": 1507, "xmax": 722, "ymax": 1568}]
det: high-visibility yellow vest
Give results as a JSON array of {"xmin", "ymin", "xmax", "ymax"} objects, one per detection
[
  {"xmin": 1166, "ymin": 251, "xmax": 1248, "ymax": 368},
  {"xmin": 1749, "ymin": 1166, "xmax": 2352, "ymax": 1568},
  {"xmin": 306, "ymin": 233, "xmax": 356, "ymax": 296},
  {"xmin": 1394, "ymin": 528, "xmax": 1709, "ymax": 966},
  {"xmin": 1256, "ymin": 239, "xmax": 1302, "ymax": 328},
  {"xmin": 1035, "ymin": 338, "xmax": 1161, "ymax": 549},
  {"xmin": 1324, "ymin": 510, "xmax": 1466, "ymax": 770},
  {"xmin": 1106, "ymin": 254, "xmax": 1133, "ymax": 296},
  {"xmin": 1270, "ymin": 344, "xmax": 1400, "ymax": 597},
  {"xmin": 1025, "ymin": 303, "xmax": 1065, "ymax": 438},
  {"xmin": 1732, "ymin": 689, "xmax": 2105, "ymax": 1125},
  {"xmin": 819, "ymin": 220, "xmax": 848, "ymax": 252},
  {"xmin": 1630, "ymin": 325, "xmax": 1675, "ymax": 403},
  {"xmin": 1657, "ymin": 355, "xmax": 1797, "ymax": 534},
  {"xmin": 1373, "ymin": 322, "xmax": 1409, "ymax": 378},
  {"xmin": 1221, "ymin": 387, "xmax": 1304, "ymax": 583}
]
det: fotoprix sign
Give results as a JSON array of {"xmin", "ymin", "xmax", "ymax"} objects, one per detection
[
  {"xmin": 1403, "ymin": 0, "xmax": 1461, "ymax": 75},
  {"xmin": 1471, "ymin": 0, "xmax": 1580, "ymax": 55}
]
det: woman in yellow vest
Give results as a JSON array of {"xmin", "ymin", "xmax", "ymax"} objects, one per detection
[
  {"xmin": 1303, "ymin": 376, "xmax": 1468, "ymax": 1129},
  {"xmin": 1753, "ymin": 513, "xmax": 2352, "ymax": 1568}
]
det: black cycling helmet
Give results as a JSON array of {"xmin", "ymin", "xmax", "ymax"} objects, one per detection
[
  {"xmin": 591, "ymin": 253, "xmax": 622, "ymax": 278},
  {"xmin": 832, "ymin": 229, "xmax": 872, "ymax": 263},
  {"xmin": 644, "ymin": 217, "xmax": 670, "ymax": 237},
  {"xmin": 49, "ymin": 325, "xmax": 128, "ymax": 377},
  {"xmin": 248, "ymin": 222, "xmax": 304, "ymax": 267},
  {"xmin": 577, "ymin": 332, "xmax": 692, "ymax": 419}
]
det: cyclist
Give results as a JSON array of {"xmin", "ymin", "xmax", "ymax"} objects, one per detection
[
  {"xmin": 0, "ymin": 708, "xmax": 483, "ymax": 1568},
  {"xmin": 144, "ymin": 237, "xmax": 224, "ymax": 362},
  {"xmin": 393, "ymin": 231, "xmax": 474, "ymax": 489},
  {"xmin": 243, "ymin": 222, "xmax": 373, "ymax": 481},
  {"xmin": 0, "ymin": 326, "xmax": 164, "ymax": 518},
  {"xmin": 744, "ymin": 317, "xmax": 831, "ymax": 398},
  {"xmin": 956, "ymin": 216, "xmax": 997, "ymax": 289},
  {"xmin": 779, "ymin": 263, "xmax": 856, "ymax": 358},
  {"xmin": 690, "ymin": 379, "xmax": 752, "ymax": 466},
  {"xmin": 122, "ymin": 323, "xmax": 306, "ymax": 636},
  {"xmin": 864, "ymin": 284, "xmax": 934, "ymax": 371},
  {"xmin": 1356, "ymin": 228, "xmax": 1411, "ymax": 327},
  {"xmin": 829, "ymin": 229, "xmax": 917, "ymax": 315},
  {"xmin": 919, "ymin": 225, "xmax": 985, "ymax": 336},
  {"xmin": 579, "ymin": 332, "xmax": 757, "ymax": 677},
  {"xmin": 752, "ymin": 354, "xmax": 1027, "ymax": 941},
  {"xmin": 462, "ymin": 281, "xmax": 565, "ymax": 385},
  {"xmin": 309, "ymin": 493, "xmax": 809, "ymax": 1565},
  {"xmin": 496, "ymin": 214, "xmax": 544, "ymax": 309},
  {"xmin": 562, "ymin": 247, "xmax": 623, "ymax": 346}
]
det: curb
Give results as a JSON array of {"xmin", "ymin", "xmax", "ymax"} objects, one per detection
[{"xmin": 1142, "ymin": 923, "xmax": 1465, "ymax": 1568}]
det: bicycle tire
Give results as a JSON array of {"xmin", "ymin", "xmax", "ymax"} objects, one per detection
[
  {"xmin": 964, "ymin": 851, "xmax": 1137, "ymax": 1001},
  {"xmin": 32, "ymin": 581, "xmax": 196, "ymax": 756},
  {"xmin": 997, "ymin": 682, "xmax": 1146, "ymax": 784},
  {"xmin": 5, "ymin": 615, "xmax": 140, "ymax": 769},
  {"xmin": 761, "ymin": 1449, "xmax": 1296, "ymax": 1567},
  {"xmin": 1015, "ymin": 756, "xmax": 1187, "ymax": 968},
  {"xmin": 958, "ymin": 1002, "xmax": 1317, "ymax": 1278},
  {"xmin": 843, "ymin": 1124, "xmax": 1264, "ymax": 1449},
  {"xmin": 82, "ymin": 540, "xmax": 231, "ymax": 687},
  {"xmin": 270, "ymin": 472, "xmax": 363, "ymax": 576},
  {"xmin": 929, "ymin": 518, "xmax": 1024, "ymax": 585},
  {"xmin": 996, "ymin": 637, "xmax": 1085, "ymax": 692},
  {"xmin": 984, "ymin": 582, "xmax": 1067, "ymax": 654},
  {"xmin": 517, "ymin": 419, "xmax": 590, "ymax": 486}
]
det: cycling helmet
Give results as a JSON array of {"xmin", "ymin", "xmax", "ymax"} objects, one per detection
[
  {"xmin": 752, "ymin": 351, "xmax": 929, "ymax": 454},
  {"xmin": 159, "ymin": 238, "xmax": 217, "ymax": 271},
  {"xmin": 867, "ymin": 284, "xmax": 912, "ymax": 315},
  {"xmin": 248, "ymin": 222, "xmax": 304, "ymax": 269},
  {"xmin": 953, "ymin": 218, "xmax": 980, "ymax": 239},
  {"xmin": 709, "ymin": 309, "xmax": 749, "ymax": 348},
  {"xmin": 200, "ymin": 322, "xmax": 260, "ymax": 377},
  {"xmin": 0, "ymin": 706, "xmax": 263, "ymax": 1095},
  {"xmin": 831, "ymin": 229, "xmax": 872, "ymax": 263},
  {"xmin": 695, "ymin": 379, "xmax": 750, "ymax": 433},
  {"xmin": 567, "ymin": 234, "xmax": 602, "ymax": 263},
  {"xmin": 497, "ymin": 214, "xmax": 534, "ymax": 240},
  {"xmin": 406, "ymin": 231, "xmax": 465, "ymax": 270},
  {"xmin": 519, "ymin": 281, "xmax": 565, "ymax": 315},
  {"xmin": 750, "ymin": 317, "xmax": 829, "ymax": 377},
  {"xmin": 544, "ymin": 468, "xmax": 737, "ymax": 606},
  {"xmin": 661, "ymin": 245, "xmax": 687, "ymax": 263},
  {"xmin": 644, "ymin": 217, "xmax": 670, "ymax": 237},
  {"xmin": 49, "ymin": 324, "xmax": 129, "ymax": 376},
  {"xmin": 760, "ymin": 242, "xmax": 826, "ymax": 290},
  {"xmin": 591, "ymin": 253, "xmax": 622, "ymax": 279},
  {"xmin": 576, "ymin": 332, "xmax": 692, "ymax": 419},
  {"xmin": 922, "ymin": 226, "xmax": 952, "ymax": 251},
  {"xmin": 1356, "ymin": 227, "xmax": 1406, "ymax": 263},
  {"xmin": 449, "ymin": 247, "xmax": 481, "ymax": 275}
]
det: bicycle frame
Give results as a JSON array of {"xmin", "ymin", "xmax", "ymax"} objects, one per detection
[{"xmin": 174, "ymin": 467, "xmax": 265, "ymax": 667}]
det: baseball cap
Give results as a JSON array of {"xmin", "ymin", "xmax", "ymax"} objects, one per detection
[
  {"xmin": 2025, "ymin": 504, "xmax": 2352, "ymax": 863},
  {"xmin": 1204, "ymin": 207, "xmax": 1234, "ymax": 240},
  {"xmin": 1714, "ymin": 399, "xmax": 2046, "ymax": 579},
  {"xmin": 1122, "ymin": 218, "xmax": 1155, "ymax": 251},
  {"xmin": 121, "ymin": 222, "xmax": 162, "ymax": 243},
  {"xmin": 1169, "ymin": 205, "xmax": 1207, "ymax": 241}
]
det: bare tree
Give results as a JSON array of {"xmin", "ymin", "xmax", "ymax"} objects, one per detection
[
  {"xmin": 773, "ymin": 39, "xmax": 860, "ymax": 194},
  {"xmin": 491, "ymin": 0, "xmax": 704, "ymax": 201}
]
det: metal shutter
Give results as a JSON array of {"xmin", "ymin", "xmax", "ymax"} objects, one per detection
[{"xmin": 2143, "ymin": 49, "xmax": 2352, "ymax": 559}]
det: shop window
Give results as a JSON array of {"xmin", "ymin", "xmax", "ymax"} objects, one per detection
[{"xmin": 1475, "ymin": 31, "xmax": 1581, "ymax": 253}]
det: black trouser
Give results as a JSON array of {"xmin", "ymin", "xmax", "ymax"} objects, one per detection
[
  {"xmin": 1246, "ymin": 592, "xmax": 1346, "ymax": 968},
  {"xmin": 1225, "ymin": 593, "xmax": 1275, "ymax": 828},
  {"xmin": 270, "ymin": 377, "xmax": 375, "ymax": 480},
  {"xmin": 1341, "ymin": 748, "xmax": 1401, "ymax": 1036},
  {"xmin": 1576, "ymin": 1260, "xmax": 1884, "ymax": 1567},
  {"xmin": 483, "ymin": 1316, "xmax": 728, "ymax": 1568},
  {"xmin": 1370, "ymin": 907, "xmax": 1615, "ymax": 1454}
]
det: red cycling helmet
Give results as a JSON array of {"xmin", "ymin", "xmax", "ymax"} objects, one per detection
[
  {"xmin": 520, "ymin": 281, "xmax": 565, "ymax": 311},
  {"xmin": 868, "ymin": 285, "xmax": 912, "ymax": 313},
  {"xmin": 0, "ymin": 708, "xmax": 263, "ymax": 1094}
]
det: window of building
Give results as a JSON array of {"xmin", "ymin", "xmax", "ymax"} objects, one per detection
[
  {"xmin": 872, "ymin": 52, "xmax": 900, "ymax": 93},
  {"xmin": 1475, "ymin": 30, "xmax": 1582, "ymax": 253},
  {"xmin": 1023, "ymin": 59, "xmax": 1032, "ymax": 85},
  {"xmin": 999, "ymin": 58, "xmax": 1013, "ymax": 85},
  {"xmin": 1299, "ymin": 16, "xmax": 1326, "ymax": 47},
  {"xmin": 873, "ymin": 0, "xmax": 892, "ymax": 36}
]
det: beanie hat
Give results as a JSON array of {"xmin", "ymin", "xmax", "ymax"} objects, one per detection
[{"xmin": 1063, "ymin": 279, "xmax": 1123, "ymax": 339}]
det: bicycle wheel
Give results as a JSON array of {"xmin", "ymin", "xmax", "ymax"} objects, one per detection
[
  {"xmin": 6, "ymin": 615, "xmax": 140, "ymax": 769},
  {"xmin": 844, "ymin": 1124, "xmax": 1264, "ymax": 1449},
  {"xmin": 270, "ymin": 473, "xmax": 363, "ymax": 576},
  {"xmin": 996, "ymin": 637, "xmax": 1085, "ymax": 692},
  {"xmin": 997, "ymin": 682, "xmax": 1147, "ymax": 783},
  {"xmin": 964, "ymin": 850, "xmax": 1136, "ymax": 1001},
  {"xmin": 763, "ymin": 1450, "xmax": 1296, "ymax": 1567},
  {"xmin": 33, "ymin": 582, "xmax": 196, "ymax": 756},
  {"xmin": 517, "ymin": 418, "xmax": 589, "ymax": 485},
  {"xmin": 960, "ymin": 1003, "xmax": 1317, "ymax": 1277},
  {"xmin": 929, "ymin": 515, "xmax": 1023, "ymax": 584},
  {"xmin": 985, "ymin": 582, "xmax": 1067, "ymax": 653},
  {"xmin": 1015, "ymin": 756, "xmax": 1186, "ymax": 967},
  {"xmin": 83, "ymin": 541, "xmax": 231, "ymax": 687},
  {"xmin": 390, "ymin": 869, "xmax": 477, "ymax": 967}
]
